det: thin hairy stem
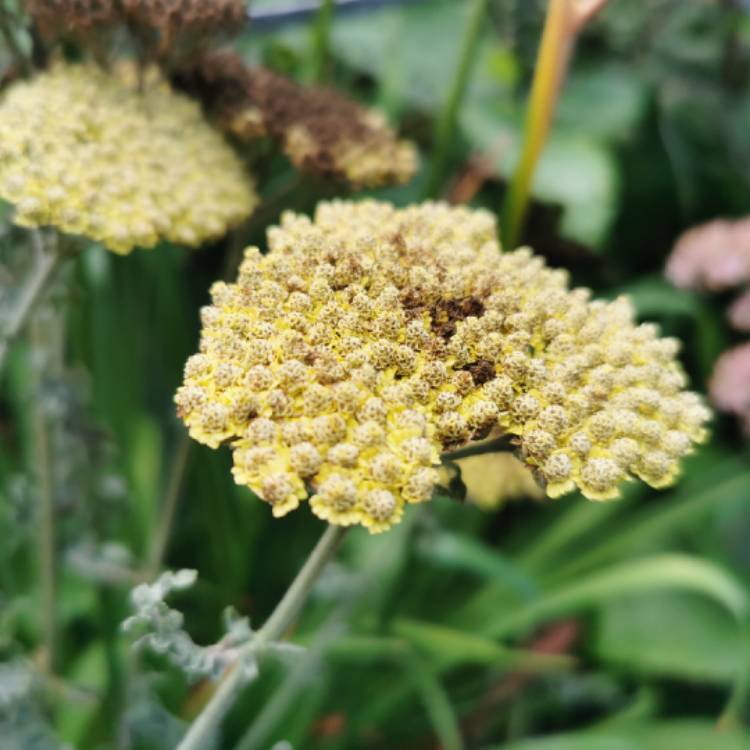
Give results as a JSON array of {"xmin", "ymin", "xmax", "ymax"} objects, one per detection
[
  {"xmin": 424, "ymin": 0, "xmax": 489, "ymax": 198},
  {"xmin": 177, "ymin": 525, "xmax": 346, "ymax": 750},
  {"xmin": 0, "ymin": 231, "xmax": 63, "ymax": 374}
]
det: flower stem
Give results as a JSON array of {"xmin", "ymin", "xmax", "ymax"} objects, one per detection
[
  {"xmin": 176, "ymin": 524, "xmax": 346, "ymax": 750},
  {"xmin": 311, "ymin": 0, "xmax": 335, "ymax": 83},
  {"xmin": 500, "ymin": 0, "xmax": 611, "ymax": 247},
  {"xmin": 0, "ymin": 231, "xmax": 63, "ymax": 375},
  {"xmin": 30, "ymin": 324, "xmax": 58, "ymax": 674},
  {"xmin": 146, "ymin": 433, "xmax": 191, "ymax": 575},
  {"xmin": 442, "ymin": 435, "xmax": 515, "ymax": 462},
  {"xmin": 27, "ymin": 233, "xmax": 66, "ymax": 674},
  {"xmin": 500, "ymin": 0, "xmax": 574, "ymax": 248},
  {"xmin": 423, "ymin": 0, "xmax": 489, "ymax": 199}
]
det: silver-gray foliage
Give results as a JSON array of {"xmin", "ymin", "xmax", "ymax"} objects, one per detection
[{"xmin": 123, "ymin": 569, "xmax": 258, "ymax": 682}]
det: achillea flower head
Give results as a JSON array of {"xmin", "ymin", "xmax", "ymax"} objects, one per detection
[
  {"xmin": 27, "ymin": 0, "xmax": 117, "ymax": 38},
  {"xmin": 122, "ymin": 0, "xmax": 246, "ymax": 39},
  {"xmin": 176, "ymin": 201, "xmax": 709, "ymax": 532},
  {"xmin": 179, "ymin": 53, "xmax": 417, "ymax": 189},
  {"xmin": 26, "ymin": 0, "xmax": 245, "ymax": 46},
  {"xmin": 0, "ymin": 62, "xmax": 256, "ymax": 254}
]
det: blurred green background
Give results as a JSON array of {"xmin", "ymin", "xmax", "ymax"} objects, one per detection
[{"xmin": 2, "ymin": 0, "xmax": 750, "ymax": 748}]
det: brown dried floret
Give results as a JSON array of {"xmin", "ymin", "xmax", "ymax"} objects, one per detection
[
  {"xmin": 123, "ymin": 0, "xmax": 246, "ymax": 38},
  {"xmin": 26, "ymin": 0, "xmax": 118, "ymax": 39},
  {"xmin": 177, "ymin": 52, "xmax": 417, "ymax": 188}
]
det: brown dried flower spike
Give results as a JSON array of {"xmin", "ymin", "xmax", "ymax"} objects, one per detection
[{"xmin": 181, "ymin": 53, "xmax": 417, "ymax": 189}]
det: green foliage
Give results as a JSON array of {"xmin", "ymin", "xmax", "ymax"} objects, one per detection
[{"xmin": 2, "ymin": 0, "xmax": 750, "ymax": 748}]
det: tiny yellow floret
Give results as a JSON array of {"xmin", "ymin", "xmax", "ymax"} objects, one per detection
[
  {"xmin": 176, "ymin": 200, "xmax": 710, "ymax": 532},
  {"xmin": 0, "ymin": 62, "xmax": 256, "ymax": 254}
]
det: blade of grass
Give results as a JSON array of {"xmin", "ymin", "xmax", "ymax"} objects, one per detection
[
  {"xmin": 416, "ymin": 530, "xmax": 538, "ymax": 599},
  {"xmin": 407, "ymin": 652, "xmax": 465, "ymax": 750},
  {"xmin": 482, "ymin": 554, "xmax": 748, "ymax": 640},
  {"xmin": 392, "ymin": 618, "xmax": 576, "ymax": 672},
  {"xmin": 423, "ymin": 0, "xmax": 489, "ymax": 199},
  {"xmin": 544, "ymin": 469, "xmax": 750, "ymax": 585},
  {"xmin": 517, "ymin": 490, "xmax": 637, "ymax": 572}
]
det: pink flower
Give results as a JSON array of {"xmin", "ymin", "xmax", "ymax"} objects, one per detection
[
  {"xmin": 666, "ymin": 218, "xmax": 750, "ymax": 291},
  {"xmin": 728, "ymin": 288, "xmax": 750, "ymax": 332},
  {"xmin": 709, "ymin": 343, "xmax": 750, "ymax": 436}
]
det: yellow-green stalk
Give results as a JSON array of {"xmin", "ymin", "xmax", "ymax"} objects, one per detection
[{"xmin": 500, "ymin": 0, "xmax": 611, "ymax": 247}]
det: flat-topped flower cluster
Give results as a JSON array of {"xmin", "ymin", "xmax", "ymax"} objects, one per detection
[
  {"xmin": 176, "ymin": 200, "xmax": 710, "ymax": 532},
  {"xmin": 0, "ymin": 63, "xmax": 256, "ymax": 253},
  {"xmin": 180, "ymin": 53, "xmax": 418, "ymax": 189}
]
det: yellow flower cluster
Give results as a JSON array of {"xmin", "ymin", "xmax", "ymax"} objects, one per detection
[
  {"xmin": 0, "ymin": 62, "xmax": 256, "ymax": 254},
  {"xmin": 176, "ymin": 201, "xmax": 709, "ymax": 532}
]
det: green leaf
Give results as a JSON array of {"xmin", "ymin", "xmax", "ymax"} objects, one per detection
[
  {"xmin": 406, "ymin": 652, "xmax": 464, "ymax": 750},
  {"xmin": 547, "ymin": 468, "xmax": 750, "ymax": 582},
  {"xmin": 325, "ymin": 0, "xmax": 508, "ymax": 112},
  {"xmin": 480, "ymin": 554, "xmax": 748, "ymax": 639},
  {"xmin": 56, "ymin": 643, "xmax": 107, "ymax": 745},
  {"xmin": 127, "ymin": 415, "xmax": 163, "ymax": 554},
  {"xmin": 462, "ymin": 104, "xmax": 618, "ymax": 247},
  {"xmin": 416, "ymin": 530, "xmax": 538, "ymax": 598},
  {"xmin": 594, "ymin": 591, "xmax": 746, "ymax": 684},
  {"xmin": 518, "ymin": 485, "xmax": 641, "ymax": 573},
  {"xmin": 493, "ymin": 721, "xmax": 750, "ymax": 750},
  {"xmin": 612, "ymin": 276, "xmax": 701, "ymax": 318},
  {"xmin": 556, "ymin": 65, "xmax": 650, "ymax": 144},
  {"xmin": 392, "ymin": 618, "xmax": 574, "ymax": 672},
  {"xmin": 496, "ymin": 737, "xmax": 635, "ymax": 750},
  {"xmin": 641, "ymin": 720, "xmax": 750, "ymax": 750}
]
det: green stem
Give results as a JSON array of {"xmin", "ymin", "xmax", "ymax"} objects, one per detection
[
  {"xmin": 423, "ymin": 0, "xmax": 489, "ymax": 199},
  {"xmin": 441, "ymin": 435, "xmax": 515, "ymax": 462},
  {"xmin": 146, "ymin": 433, "xmax": 191, "ymax": 575},
  {"xmin": 176, "ymin": 525, "xmax": 346, "ymax": 750},
  {"xmin": 27, "ymin": 233, "xmax": 66, "ymax": 674},
  {"xmin": 30, "ymin": 327, "xmax": 57, "ymax": 674},
  {"xmin": 311, "ymin": 0, "xmax": 335, "ymax": 83},
  {"xmin": 0, "ymin": 232, "xmax": 63, "ymax": 375},
  {"xmin": 718, "ymin": 623, "xmax": 750, "ymax": 730},
  {"xmin": 500, "ymin": 0, "xmax": 575, "ymax": 247}
]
